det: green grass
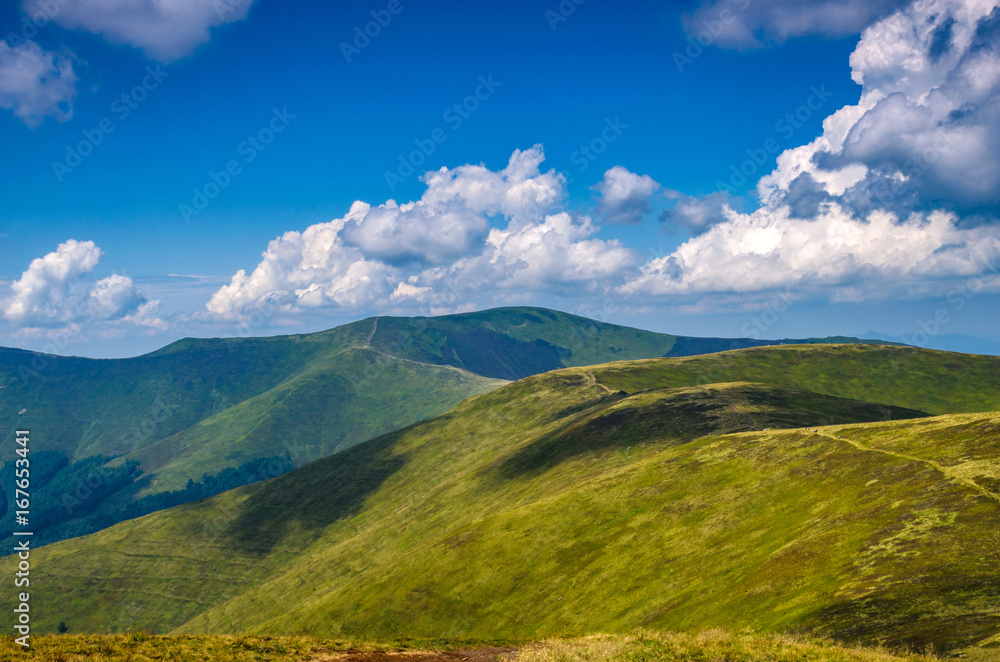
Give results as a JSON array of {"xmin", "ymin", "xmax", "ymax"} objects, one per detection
[
  {"xmin": 507, "ymin": 630, "xmax": 941, "ymax": 662},
  {"xmin": 0, "ymin": 308, "xmax": 659, "ymax": 546},
  {"xmin": 0, "ymin": 630, "xmax": 950, "ymax": 662},
  {"xmin": 117, "ymin": 347, "xmax": 502, "ymax": 495},
  {"xmin": 589, "ymin": 344, "xmax": 1000, "ymax": 414},
  {"xmin": 0, "ymin": 633, "xmax": 350, "ymax": 661},
  {"xmin": 6, "ymin": 344, "xmax": 999, "ymax": 653},
  {"xmin": 0, "ymin": 309, "xmax": 906, "ymax": 550}
]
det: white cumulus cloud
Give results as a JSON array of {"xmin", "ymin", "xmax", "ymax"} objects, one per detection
[
  {"xmin": 593, "ymin": 167, "xmax": 661, "ymax": 225},
  {"xmin": 418, "ymin": 145, "xmax": 567, "ymax": 224},
  {"xmin": 683, "ymin": 0, "xmax": 901, "ymax": 49},
  {"xmin": 23, "ymin": 0, "xmax": 259, "ymax": 62},
  {"xmin": 340, "ymin": 200, "xmax": 489, "ymax": 267},
  {"xmin": 206, "ymin": 208, "xmax": 395, "ymax": 317},
  {"xmin": 660, "ymin": 190, "xmax": 735, "ymax": 234},
  {"xmin": 758, "ymin": 0, "xmax": 1000, "ymax": 215},
  {"xmin": 415, "ymin": 212, "xmax": 636, "ymax": 298},
  {"xmin": 3, "ymin": 240, "xmax": 159, "ymax": 328},
  {"xmin": 645, "ymin": 0, "xmax": 1000, "ymax": 307},
  {"xmin": 206, "ymin": 147, "xmax": 636, "ymax": 317},
  {"xmin": 0, "ymin": 40, "xmax": 77, "ymax": 126},
  {"xmin": 623, "ymin": 204, "xmax": 1000, "ymax": 299}
]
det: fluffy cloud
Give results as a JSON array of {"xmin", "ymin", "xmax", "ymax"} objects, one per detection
[
  {"xmin": 208, "ymin": 0, "xmax": 1000, "ymax": 323},
  {"xmin": 641, "ymin": 0, "xmax": 1000, "ymax": 305},
  {"xmin": 206, "ymin": 209, "xmax": 394, "ymax": 316},
  {"xmin": 0, "ymin": 40, "xmax": 77, "ymax": 126},
  {"xmin": 3, "ymin": 240, "xmax": 159, "ymax": 327},
  {"xmin": 207, "ymin": 147, "xmax": 636, "ymax": 317},
  {"xmin": 592, "ymin": 167, "xmax": 661, "ymax": 225},
  {"xmin": 418, "ymin": 145, "xmax": 567, "ymax": 224},
  {"xmin": 23, "ymin": 0, "xmax": 258, "ymax": 62},
  {"xmin": 88, "ymin": 273, "xmax": 148, "ymax": 320},
  {"xmin": 759, "ymin": 0, "xmax": 1000, "ymax": 216},
  {"xmin": 682, "ymin": 0, "xmax": 901, "ymax": 49},
  {"xmin": 341, "ymin": 200, "xmax": 488, "ymax": 266},
  {"xmin": 414, "ymin": 212, "xmax": 635, "ymax": 299},
  {"xmin": 660, "ymin": 190, "xmax": 734, "ymax": 234},
  {"xmin": 623, "ymin": 204, "xmax": 1000, "ymax": 299}
]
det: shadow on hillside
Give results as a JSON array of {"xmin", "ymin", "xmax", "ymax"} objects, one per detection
[
  {"xmin": 377, "ymin": 323, "xmax": 570, "ymax": 380},
  {"xmin": 806, "ymin": 591, "xmax": 1000, "ymax": 654},
  {"xmin": 223, "ymin": 433, "xmax": 407, "ymax": 554},
  {"xmin": 546, "ymin": 391, "xmax": 631, "ymax": 423},
  {"xmin": 493, "ymin": 393, "xmax": 729, "ymax": 480},
  {"xmin": 492, "ymin": 385, "xmax": 930, "ymax": 481}
]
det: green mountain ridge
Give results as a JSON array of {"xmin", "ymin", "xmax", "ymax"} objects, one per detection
[
  {"xmin": 0, "ymin": 307, "xmax": 899, "ymax": 551},
  {"xmin": 6, "ymin": 343, "xmax": 999, "ymax": 655}
]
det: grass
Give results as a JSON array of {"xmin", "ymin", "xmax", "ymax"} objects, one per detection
[
  {"xmin": 0, "ymin": 307, "xmax": 677, "ymax": 548},
  {"xmin": 0, "ymin": 630, "xmax": 955, "ymax": 662},
  {"xmin": 0, "ymin": 309, "xmax": 912, "ymax": 551},
  {"xmin": 0, "ymin": 633, "xmax": 357, "ymax": 661},
  {"xmin": 588, "ymin": 344, "xmax": 1000, "ymax": 415},
  {"xmin": 6, "ymin": 345, "xmax": 1000, "ymax": 653},
  {"xmin": 504, "ymin": 630, "xmax": 938, "ymax": 662}
]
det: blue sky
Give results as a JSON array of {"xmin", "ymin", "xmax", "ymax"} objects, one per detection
[{"xmin": 2, "ymin": 0, "xmax": 999, "ymax": 357}]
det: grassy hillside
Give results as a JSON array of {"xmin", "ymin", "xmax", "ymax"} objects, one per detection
[
  {"xmin": 7, "ymin": 344, "xmax": 999, "ymax": 653},
  {"xmin": 0, "ymin": 630, "xmax": 942, "ymax": 662},
  {"xmin": 0, "ymin": 308, "xmax": 673, "ymax": 548},
  {"xmin": 0, "ymin": 308, "xmax": 900, "ymax": 550},
  {"xmin": 0, "ymin": 325, "xmax": 502, "ymax": 552},
  {"xmin": 116, "ymin": 348, "xmax": 500, "ymax": 495},
  {"xmin": 368, "ymin": 308, "xmax": 898, "ymax": 377},
  {"xmin": 509, "ymin": 631, "xmax": 943, "ymax": 662},
  {"xmin": 591, "ymin": 344, "xmax": 1000, "ymax": 415}
]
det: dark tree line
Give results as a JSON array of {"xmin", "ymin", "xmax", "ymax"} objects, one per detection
[{"xmin": 0, "ymin": 454, "xmax": 294, "ymax": 555}]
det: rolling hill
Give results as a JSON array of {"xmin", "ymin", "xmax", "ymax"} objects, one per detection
[
  {"xmin": 6, "ymin": 343, "xmax": 1000, "ymax": 655},
  {"xmin": 0, "ymin": 307, "xmax": 896, "ymax": 551}
]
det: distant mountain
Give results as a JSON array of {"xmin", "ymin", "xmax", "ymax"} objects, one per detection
[
  {"xmin": 0, "ymin": 306, "xmax": 897, "ymax": 550},
  {"xmin": 863, "ymin": 330, "xmax": 1000, "ymax": 356},
  {"xmin": 7, "ymin": 343, "xmax": 1000, "ymax": 655}
]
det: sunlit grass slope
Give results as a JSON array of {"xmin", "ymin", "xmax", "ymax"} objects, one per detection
[
  {"xmin": 590, "ymin": 344, "xmax": 1000, "ymax": 414},
  {"xmin": 7, "ymin": 344, "xmax": 999, "ymax": 654},
  {"xmin": 0, "ymin": 307, "xmax": 687, "ymax": 545},
  {"xmin": 0, "ymin": 630, "xmax": 947, "ymax": 662}
]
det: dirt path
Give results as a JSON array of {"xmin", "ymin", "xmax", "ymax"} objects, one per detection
[
  {"xmin": 814, "ymin": 429, "xmax": 1000, "ymax": 504},
  {"xmin": 314, "ymin": 647, "xmax": 516, "ymax": 661},
  {"xmin": 356, "ymin": 345, "xmax": 492, "ymax": 379},
  {"xmin": 367, "ymin": 316, "xmax": 380, "ymax": 345},
  {"xmin": 584, "ymin": 370, "xmax": 614, "ymax": 395}
]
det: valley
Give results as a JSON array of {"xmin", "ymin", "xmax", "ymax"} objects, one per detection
[{"xmin": 3, "ymin": 337, "xmax": 999, "ymax": 659}]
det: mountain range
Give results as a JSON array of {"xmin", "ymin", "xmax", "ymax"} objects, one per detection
[
  {"xmin": 0, "ymin": 307, "xmax": 898, "ymax": 551},
  {"xmin": 2, "ymin": 325, "xmax": 999, "ymax": 656}
]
